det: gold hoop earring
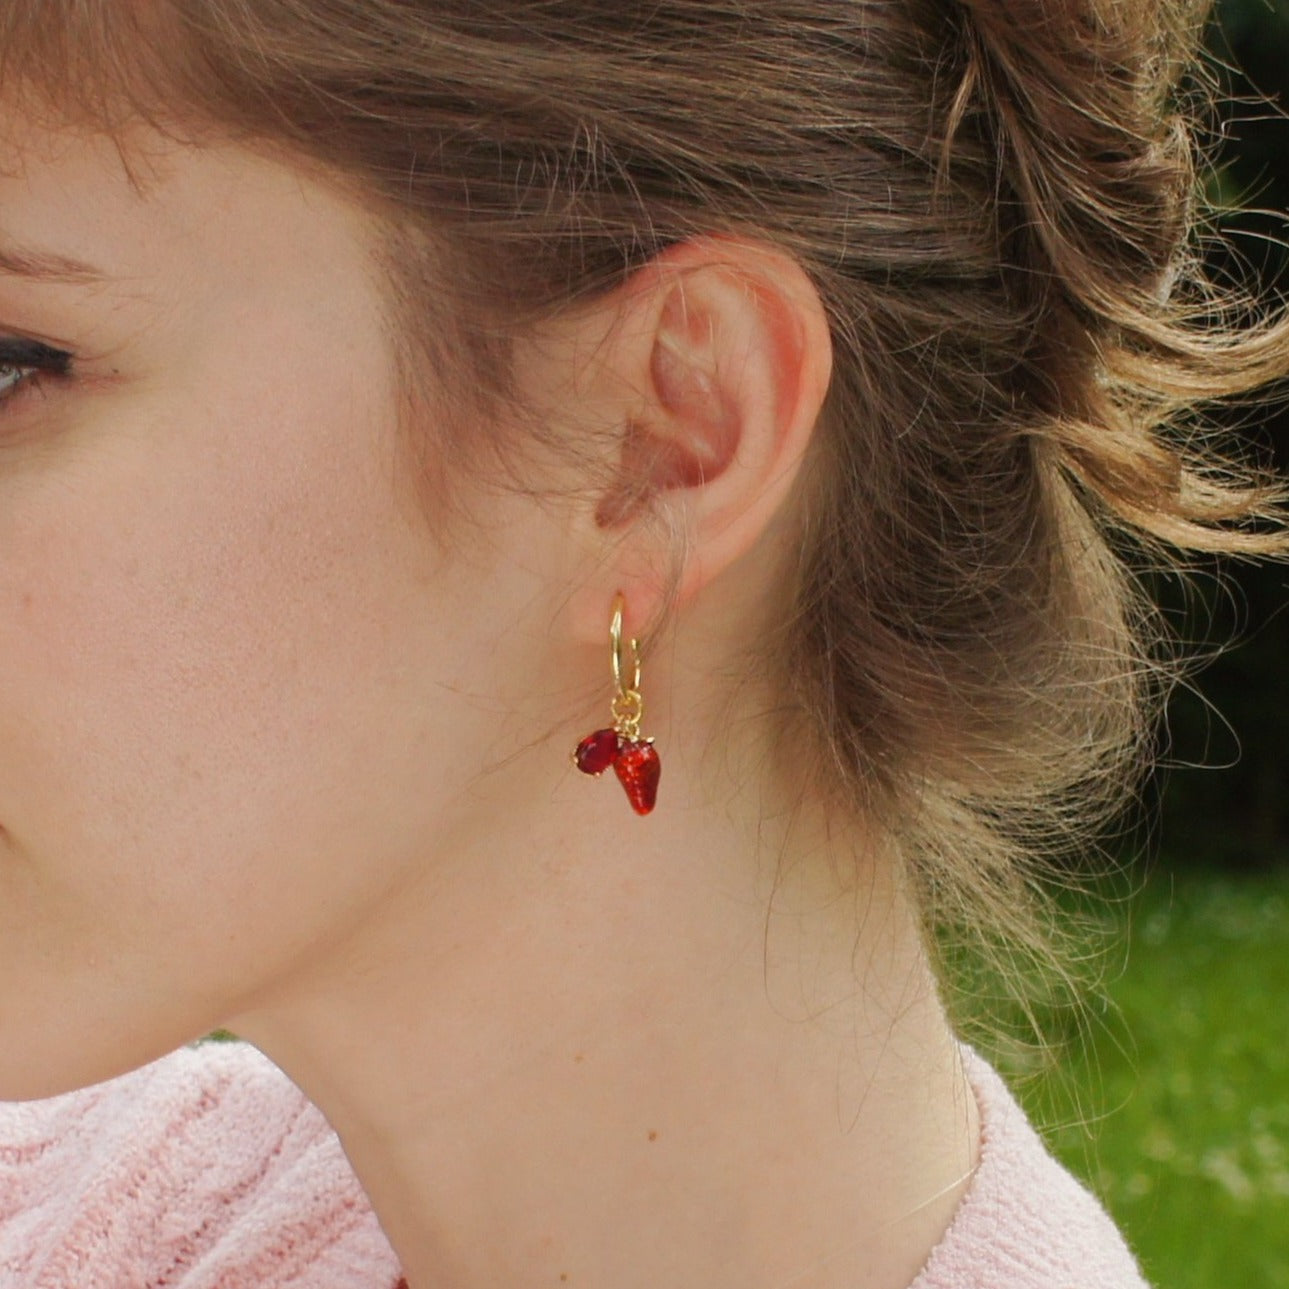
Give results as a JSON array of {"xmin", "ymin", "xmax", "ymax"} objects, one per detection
[{"xmin": 571, "ymin": 592, "xmax": 661, "ymax": 815}]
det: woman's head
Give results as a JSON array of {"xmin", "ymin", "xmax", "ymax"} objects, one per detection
[
  {"xmin": 0, "ymin": 34, "xmax": 846, "ymax": 1098},
  {"xmin": 1, "ymin": 0, "xmax": 1287, "ymax": 1086}
]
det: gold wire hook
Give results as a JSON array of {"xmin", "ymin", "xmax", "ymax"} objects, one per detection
[{"xmin": 610, "ymin": 592, "xmax": 641, "ymax": 697}]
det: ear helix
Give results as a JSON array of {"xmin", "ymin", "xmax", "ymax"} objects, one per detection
[{"xmin": 571, "ymin": 592, "xmax": 661, "ymax": 816}]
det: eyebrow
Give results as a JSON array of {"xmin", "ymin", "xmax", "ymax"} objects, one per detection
[{"xmin": 0, "ymin": 244, "xmax": 107, "ymax": 284}]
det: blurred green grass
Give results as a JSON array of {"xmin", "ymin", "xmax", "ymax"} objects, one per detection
[{"xmin": 1011, "ymin": 869, "xmax": 1289, "ymax": 1288}]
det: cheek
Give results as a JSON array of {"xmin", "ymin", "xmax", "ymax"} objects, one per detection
[{"xmin": 0, "ymin": 355, "xmax": 440, "ymax": 1034}]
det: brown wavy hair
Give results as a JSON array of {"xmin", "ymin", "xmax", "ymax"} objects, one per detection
[{"xmin": 5, "ymin": 0, "xmax": 1289, "ymax": 1057}]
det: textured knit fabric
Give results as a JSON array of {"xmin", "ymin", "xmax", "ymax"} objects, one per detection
[
  {"xmin": 0, "ymin": 1039, "xmax": 1149, "ymax": 1288},
  {"xmin": 0, "ymin": 1042, "xmax": 402, "ymax": 1289},
  {"xmin": 911, "ymin": 1049, "xmax": 1151, "ymax": 1289}
]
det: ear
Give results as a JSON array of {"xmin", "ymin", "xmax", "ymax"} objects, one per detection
[{"xmin": 570, "ymin": 235, "xmax": 832, "ymax": 643}]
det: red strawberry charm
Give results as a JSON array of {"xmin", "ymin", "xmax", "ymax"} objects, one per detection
[
  {"xmin": 613, "ymin": 738, "xmax": 661, "ymax": 815},
  {"xmin": 573, "ymin": 728, "xmax": 621, "ymax": 776}
]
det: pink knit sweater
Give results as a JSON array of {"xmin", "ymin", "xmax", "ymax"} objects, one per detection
[{"xmin": 0, "ymin": 1040, "xmax": 1149, "ymax": 1288}]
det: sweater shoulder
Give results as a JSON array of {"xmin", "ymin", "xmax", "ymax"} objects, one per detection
[
  {"xmin": 910, "ymin": 1049, "xmax": 1151, "ymax": 1289},
  {"xmin": 0, "ymin": 1040, "xmax": 402, "ymax": 1289}
]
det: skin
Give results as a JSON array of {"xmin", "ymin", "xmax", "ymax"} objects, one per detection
[{"xmin": 0, "ymin": 109, "xmax": 979, "ymax": 1289}]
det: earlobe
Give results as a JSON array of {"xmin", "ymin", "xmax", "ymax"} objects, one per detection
[{"xmin": 591, "ymin": 237, "xmax": 832, "ymax": 616}]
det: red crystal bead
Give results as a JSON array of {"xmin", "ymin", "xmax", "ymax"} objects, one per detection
[
  {"xmin": 573, "ymin": 727, "xmax": 621, "ymax": 776},
  {"xmin": 614, "ymin": 738, "xmax": 661, "ymax": 815}
]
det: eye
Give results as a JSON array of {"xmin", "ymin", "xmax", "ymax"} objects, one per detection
[
  {"xmin": 0, "ymin": 363, "xmax": 38, "ymax": 401},
  {"xmin": 0, "ymin": 339, "xmax": 72, "ymax": 408}
]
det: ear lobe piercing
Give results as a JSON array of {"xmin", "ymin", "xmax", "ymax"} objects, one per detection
[{"xmin": 572, "ymin": 592, "xmax": 661, "ymax": 815}]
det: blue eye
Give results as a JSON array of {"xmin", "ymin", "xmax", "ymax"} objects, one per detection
[
  {"xmin": 0, "ymin": 339, "xmax": 72, "ymax": 407},
  {"xmin": 0, "ymin": 363, "xmax": 38, "ymax": 400}
]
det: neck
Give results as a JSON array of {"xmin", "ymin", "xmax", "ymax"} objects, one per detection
[{"xmin": 224, "ymin": 644, "xmax": 980, "ymax": 1289}]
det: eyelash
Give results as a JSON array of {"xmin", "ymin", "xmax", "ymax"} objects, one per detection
[{"xmin": 0, "ymin": 338, "xmax": 73, "ymax": 407}]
